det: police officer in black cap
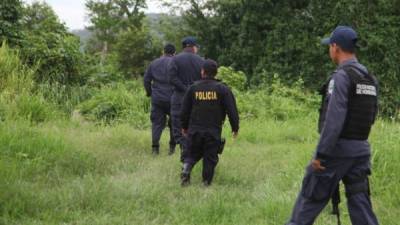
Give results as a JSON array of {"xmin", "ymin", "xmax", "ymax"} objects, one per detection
[
  {"xmin": 167, "ymin": 37, "xmax": 205, "ymax": 162},
  {"xmin": 286, "ymin": 26, "xmax": 379, "ymax": 225},
  {"xmin": 144, "ymin": 44, "xmax": 177, "ymax": 155},
  {"xmin": 180, "ymin": 59, "xmax": 239, "ymax": 186}
]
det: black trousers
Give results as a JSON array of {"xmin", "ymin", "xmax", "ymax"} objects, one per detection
[
  {"xmin": 171, "ymin": 102, "xmax": 188, "ymax": 161},
  {"xmin": 286, "ymin": 156, "xmax": 379, "ymax": 225},
  {"xmin": 185, "ymin": 132, "xmax": 220, "ymax": 184},
  {"xmin": 150, "ymin": 101, "xmax": 175, "ymax": 148}
]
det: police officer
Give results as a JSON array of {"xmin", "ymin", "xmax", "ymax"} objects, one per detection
[
  {"xmin": 167, "ymin": 37, "xmax": 205, "ymax": 162},
  {"xmin": 286, "ymin": 26, "xmax": 379, "ymax": 225},
  {"xmin": 180, "ymin": 59, "xmax": 239, "ymax": 186},
  {"xmin": 144, "ymin": 44, "xmax": 177, "ymax": 155}
]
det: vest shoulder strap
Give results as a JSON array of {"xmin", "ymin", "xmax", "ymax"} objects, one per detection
[{"xmin": 342, "ymin": 65, "xmax": 377, "ymax": 85}]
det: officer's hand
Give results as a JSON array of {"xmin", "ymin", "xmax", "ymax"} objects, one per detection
[
  {"xmin": 311, "ymin": 159, "xmax": 326, "ymax": 172},
  {"xmin": 181, "ymin": 129, "xmax": 188, "ymax": 137},
  {"xmin": 232, "ymin": 132, "xmax": 238, "ymax": 139}
]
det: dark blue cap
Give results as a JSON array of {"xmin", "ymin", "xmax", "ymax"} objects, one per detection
[
  {"xmin": 164, "ymin": 43, "xmax": 176, "ymax": 54},
  {"xmin": 321, "ymin": 26, "xmax": 358, "ymax": 51},
  {"xmin": 182, "ymin": 36, "xmax": 199, "ymax": 48}
]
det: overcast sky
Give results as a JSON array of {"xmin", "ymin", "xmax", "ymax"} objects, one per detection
[{"xmin": 23, "ymin": 0, "xmax": 167, "ymax": 30}]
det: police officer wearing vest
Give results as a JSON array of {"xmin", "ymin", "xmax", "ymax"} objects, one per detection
[
  {"xmin": 286, "ymin": 26, "xmax": 379, "ymax": 225},
  {"xmin": 144, "ymin": 44, "xmax": 177, "ymax": 155},
  {"xmin": 168, "ymin": 37, "xmax": 205, "ymax": 162},
  {"xmin": 180, "ymin": 59, "xmax": 239, "ymax": 186}
]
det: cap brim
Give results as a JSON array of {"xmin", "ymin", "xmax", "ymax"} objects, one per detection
[{"xmin": 321, "ymin": 37, "xmax": 331, "ymax": 45}]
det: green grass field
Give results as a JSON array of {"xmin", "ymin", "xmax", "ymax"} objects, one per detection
[{"xmin": 1, "ymin": 114, "xmax": 399, "ymax": 225}]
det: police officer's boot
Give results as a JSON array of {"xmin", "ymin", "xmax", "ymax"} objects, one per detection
[
  {"xmin": 181, "ymin": 163, "xmax": 192, "ymax": 187},
  {"xmin": 202, "ymin": 180, "xmax": 211, "ymax": 187},
  {"xmin": 152, "ymin": 146, "xmax": 159, "ymax": 155},
  {"xmin": 168, "ymin": 144, "xmax": 176, "ymax": 155}
]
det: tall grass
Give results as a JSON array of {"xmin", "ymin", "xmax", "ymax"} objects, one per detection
[
  {"xmin": 0, "ymin": 44, "xmax": 61, "ymax": 123},
  {"xmin": 1, "ymin": 117, "xmax": 398, "ymax": 225}
]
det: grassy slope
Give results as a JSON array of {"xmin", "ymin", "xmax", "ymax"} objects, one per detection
[{"xmin": 0, "ymin": 115, "xmax": 399, "ymax": 225}]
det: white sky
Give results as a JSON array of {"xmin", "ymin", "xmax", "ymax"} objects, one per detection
[{"xmin": 23, "ymin": 0, "xmax": 167, "ymax": 30}]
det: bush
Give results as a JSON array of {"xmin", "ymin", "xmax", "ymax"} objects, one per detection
[
  {"xmin": 216, "ymin": 66, "xmax": 247, "ymax": 91},
  {"xmin": 0, "ymin": 43, "xmax": 34, "ymax": 96},
  {"xmin": 79, "ymin": 81, "xmax": 150, "ymax": 128},
  {"xmin": 236, "ymin": 74, "xmax": 319, "ymax": 121},
  {"xmin": 0, "ymin": 43, "xmax": 61, "ymax": 123},
  {"xmin": 20, "ymin": 2, "xmax": 88, "ymax": 86}
]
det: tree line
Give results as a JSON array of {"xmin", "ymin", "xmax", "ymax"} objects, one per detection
[{"xmin": 1, "ymin": 0, "xmax": 399, "ymax": 117}]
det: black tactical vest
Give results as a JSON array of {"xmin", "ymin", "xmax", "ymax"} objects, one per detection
[
  {"xmin": 318, "ymin": 66, "xmax": 378, "ymax": 140},
  {"xmin": 190, "ymin": 79, "xmax": 226, "ymax": 129}
]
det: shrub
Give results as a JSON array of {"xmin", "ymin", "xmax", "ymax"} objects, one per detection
[
  {"xmin": 0, "ymin": 43, "xmax": 61, "ymax": 123},
  {"xmin": 216, "ymin": 66, "xmax": 247, "ymax": 91},
  {"xmin": 79, "ymin": 81, "xmax": 150, "ymax": 128},
  {"xmin": 236, "ymin": 74, "xmax": 319, "ymax": 121},
  {"xmin": 0, "ymin": 43, "xmax": 34, "ymax": 96}
]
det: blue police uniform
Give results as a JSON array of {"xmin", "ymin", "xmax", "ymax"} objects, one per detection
[
  {"xmin": 286, "ymin": 27, "xmax": 379, "ymax": 225},
  {"xmin": 180, "ymin": 74, "xmax": 239, "ymax": 186},
  {"xmin": 144, "ymin": 55, "xmax": 176, "ymax": 154},
  {"xmin": 167, "ymin": 38, "xmax": 204, "ymax": 162}
]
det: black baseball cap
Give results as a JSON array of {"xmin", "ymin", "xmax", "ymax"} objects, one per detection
[
  {"xmin": 182, "ymin": 36, "xmax": 200, "ymax": 48},
  {"xmin": 321, "ymin": 26, "xmax": 358, "ymax": 52},
  {"xmin": 164, "ymin": 43, "xmax": 176, "ymax": 55}
]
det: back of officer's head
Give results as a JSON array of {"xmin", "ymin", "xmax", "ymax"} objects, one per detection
[
  {"xmin": 182, "ymin": 36, "xmax": 199, "ymax": 53},
  {"xmin": 202, "ymin": 59, "xmax": 218, "ymax": 78},
  {"xmin": 164, "ymin": 43, "xmax": 176, "ymax": 55}
]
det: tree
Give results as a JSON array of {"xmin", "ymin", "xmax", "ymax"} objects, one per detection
[
  {"xmin": 20, "ymin": 2, "xmax": 87, "ymax": 85},
  {"xmin": 114, "ymin": 27, "xmax": 160, "ymax": 78},
  {"xmin": 175, "ymin": 0, "xmax": 400, "ymax": 116},
  {"xmin": 0, "ymin": 0, "xmax": 23, "ymax": 46},
  {"xmin": 86, "ymin": 0, "xmax": 147, "ymax": 61}
]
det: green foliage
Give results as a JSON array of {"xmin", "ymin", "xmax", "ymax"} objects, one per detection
[
  {"xmin": 217, "ymin": 66, "xmax": 247, "ymax": 91},
  {"xmin": 0, "ymin": 0, "xmax": 23, "ymax": 46},
  {"xmin": 1, "ymin": 93, "xmax": 59, "ymax": 123},
  {"xmin": 20, "ymin": 2, "xmax": 87, "ymax": 86},
  {"xmin": 180, "ymin": 0, "xmax": 400, "ymax": 117},
  {"xmin": 114, "ymin": 27, "xmax": 160, "ymax": 77},
  {"xmin": 237, "ymin": 75, "xmax": 319, "ymax": 121},
  {"xmin": 79, "ymin": 81, "xmax": 150, "ymax": 128},
  {"xmin": 0, "ymin": 43, "xmax": 33, "ymax": 95},
  {"xmin": 146, "ymin": 13, "xmax": 187, "ymax": 50},
  {"xmin": 85, "ymin": 0, "xmax": 147, "ymax": 56},
  {"xmin": 0, "ymin": 44, "xmax": 60, "ymax": 123},
  {"xmin": 0, "ymin": 116, "xmax": 398, "ymax": 224},
  {"xmin": 0, "ymin": 121, "xmax": 98, "ymax": 221}
]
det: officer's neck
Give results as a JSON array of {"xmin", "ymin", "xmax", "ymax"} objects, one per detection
[
  {"xmin": 337, "ymin": 54, "xmax": 357, "ymax": 65},
  {"xmin": 183, "ymin": 47, "xmax": 195, "ymax": 53}
]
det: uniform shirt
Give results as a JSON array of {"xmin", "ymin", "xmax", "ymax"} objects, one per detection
[
  {"xmin": 167, "ymin": 49, "xmax": 204, "ymax": 104},
  {"xmin": 180, "ymin": 78, "xmax": 239, "ymax": 139},
  {"xmin": 143, "ymin": 55, "xmax": 174, "ymax": 103},
  {"xmin": 316, "ymin": 58, "xmax": 374, "ymax": 158}
]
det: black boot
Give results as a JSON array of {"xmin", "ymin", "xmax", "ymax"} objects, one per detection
[
  {"xmin": 152, "ymin": 146, "xmax": 159, "ymax": 155},
  {"xmin": 202, "ymin": 179, "xmax": 212, "ymax": 187},
  {"xmin": 181, "ymin": 163, "xmax": 192, "ymax": 187},
  {"xmin": 168, "ymin": 144, "xmax": 176, "ymax": 155}
]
